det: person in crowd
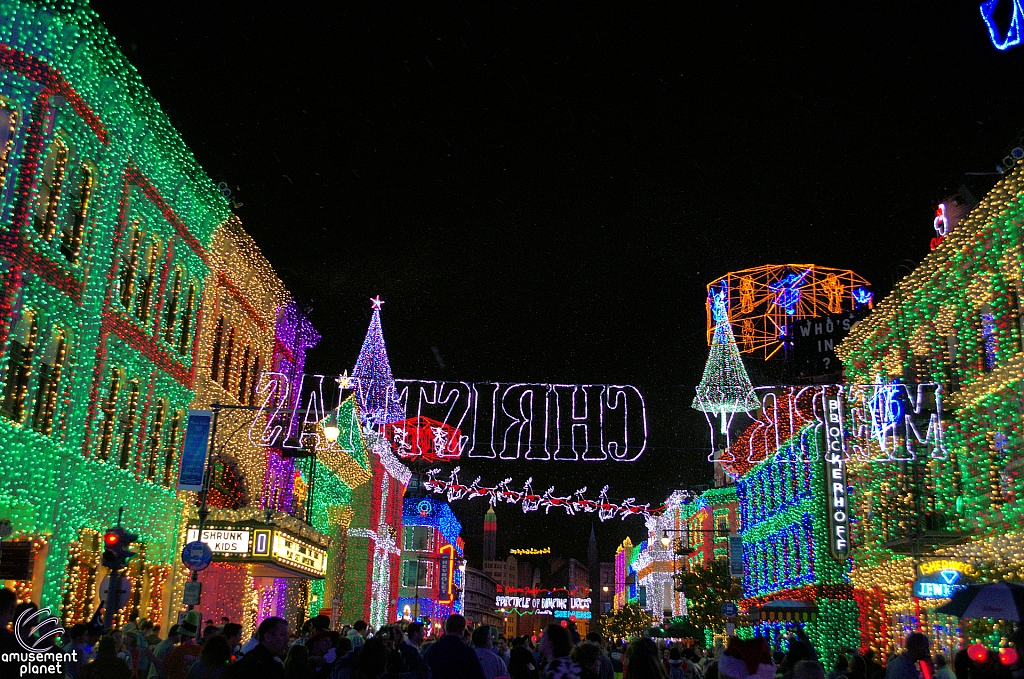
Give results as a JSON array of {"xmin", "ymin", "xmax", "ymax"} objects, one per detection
[
  {"xmin": 584, "ymin": 633, "xmax": 614, "ymax": 679},
  {"xmin": 284, "ymin": 644, "xmax": 318, "ymax": 679},
  {"xmin": 422, "ymin": 614, "xmax": 486, "ymax": 679},
  {"xmin": 350, "ymin": 636, "xmax": 391, "ymax": 679},
  {"xmin": 827, "ymin": 654, "xmax": 849, "ymax": 679},
  {"xmin": 510, "ymin": 643, "xmax": 541, "ymax": 679},
  {"xmin": 186, "ymin": 634, "xmax": 234, "ymax": 679},
  {"xmin": 222, "ymin": 624, "xmax": 244, "ymax": 656},
  {"xmin": 884, "ymin": 633, "xmax": 930, "ymax": 679},
  {"xmin": 780, "ymin": 641, "xmax": 815, "ymax": 679},
  {"xmin": 621, "ymin": 637, "xmax": 667, "ymax": 679},
  {"xmin": 846, "ymin": 655, "xmax": 868, "ymax": 679},
  {"xmin": 122, "ymin": 627, "xmax": 143, "ymax": 677},
  {"xmin": 861, "ymin": 651, "xmax": 884, "ymax": 679},
  {"xmin": 395, "ymin": 622, "xmax": 428, "ymax": 679},
  {"xmin": 952, "ymin": 649, "xmax": 971, "ymax": 679},
  {"xmin": 610, "ymin": 642, "xmax": 625, "ymax": 679},
  {"xmin": 202, "ymin": 625, "xmax": 222, "ymax": 645},
  {"xmin": 223, "ymin": 617, "xmax": 290, "ymax": 679},
  {"xmin": 61, "ymin": 623, "xmax": 90, "ymax": 679},
  {"xmin": 497, "ymin": 636, "xmax": 510, "ymax": 664},
  {"xmin": 149, "ymin": 625, "xmax": 164, "ymax": 647},
  {"xmin": 86, "ymin": 635, "xmax": 134, "ymax": 679},
  {"xmin": 149, "ymin": 624, "xmax": 182, "ymax": 679},
  {"xmin": 571, "ymin": 641, "xmax": 604, "ymax": 679},
  {"xmin": 665, "ymin": 646, "xmax": 694, "ymax": 679},
  {"xmin": 307, "ymin": 632, "xmax": 337, "ymax": 676},
  {"xmin": 167, "ymin": 611, "xmax": 205, "ymax": 679},
  {"xmin": 792, "ymin": 661, "xmax": 825, "ymax": 679},
  {"xmin": 932, "ymin": 653, "xmax": 954, "ymax": 679},
  {"xmin": 473, "ymin": 625, "xmax": 509, "ymax": 679},
  {"xmin": 538, "ymin": 623, "xmax": 581, "ymax": 679},
  {"xmin": 347, "ymin": 621, "xmax": 369, "ymax": 652}
]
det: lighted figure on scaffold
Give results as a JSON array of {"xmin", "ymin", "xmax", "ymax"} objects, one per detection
[{"xmin": 692, "ymin": 285, "xmax": 760, "ymax": 436}]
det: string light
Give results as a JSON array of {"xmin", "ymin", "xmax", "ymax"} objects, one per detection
[{"xmin": 422, "ymin": 471, "xmax": 657, "ymax": 520}]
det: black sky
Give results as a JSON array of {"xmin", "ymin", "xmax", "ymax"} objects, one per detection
[{"xmin": 89, "ymin": 0, "xmax": 1024, "ymax": 566}]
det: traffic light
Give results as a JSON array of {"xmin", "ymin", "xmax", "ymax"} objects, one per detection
[{"xmin": 101, "ymin": 527, "xmax": 137, "ymax": 570}]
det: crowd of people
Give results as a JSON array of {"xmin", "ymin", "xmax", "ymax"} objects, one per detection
[{"xmin": 2, "ymin": 587, "xmax": 1023, "ymax": 679}]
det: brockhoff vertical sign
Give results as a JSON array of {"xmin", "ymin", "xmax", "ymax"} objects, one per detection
[{"xmin": 822, "ymin": 391, "xmax": 849, "ymax": 561}]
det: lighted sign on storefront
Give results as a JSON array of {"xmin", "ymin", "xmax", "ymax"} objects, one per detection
[
  {"xmin": 913, "ymin": 560, "xmax": 975, "ymax": 599},
  {"xmin": 822, "ymin": 392, "xmax": 850, "ymax": 561},
  {"xmin": 494, "ymin": 593, "xmax": 592, "ymax": 615},
  {"xmin": 185, "ymin": 521, "xmax": 328, "ymax": 579},
  {"xmin": 185, "ymin": 528, "xmax": 251, "ymax": 554},
  {"xmin": 271, "ymin": 533, "xmax": 328, "ymax": 578}
]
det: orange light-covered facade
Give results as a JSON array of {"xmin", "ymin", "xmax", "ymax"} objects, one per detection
[{"xmin": 706, "ymin": 265, "xmax": 871, "ymax": 359}]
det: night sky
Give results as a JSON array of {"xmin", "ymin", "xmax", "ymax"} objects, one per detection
[{"xmin": 90, "ymin": 0, "xmax": 1024, "ymax": 567}]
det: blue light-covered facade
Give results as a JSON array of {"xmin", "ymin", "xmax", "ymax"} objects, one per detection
[{"xmin": 396, "ymin": 496, "xmax": 464, "ymax": 635}]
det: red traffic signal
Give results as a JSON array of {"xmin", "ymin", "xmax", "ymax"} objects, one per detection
[{"xmin": 101, "ymin": 527, "xmax": 137, "ymax": 570}]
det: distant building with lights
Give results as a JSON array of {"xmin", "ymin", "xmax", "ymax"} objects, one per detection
[
  {"xmin": 463, "ymin": 566, "xmax": 502, "ymax": 629},
  {"xmin": 396, "ymin": 493, "xmax": 464, "ymax": 636}
]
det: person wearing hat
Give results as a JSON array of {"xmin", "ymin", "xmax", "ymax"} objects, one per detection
[{"xmin": 166, "ymin": 611, "xmax": 204, "ymax": 679}]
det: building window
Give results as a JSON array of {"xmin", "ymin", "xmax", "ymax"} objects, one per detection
[
  {"xmin": 163, "ymin": 270, "xmax": 181, "ymax": 345},
  {"xmin": 222, "ymin": 327, "xmax": 235, "ymax": 391},
  {"xmin": 145, "ymin": 401, "xmax": 165, "ymax": 481},
  {"xmin": 0, "ymin": 104, "xmax": 17, "ymax": 192},
  {"xmin": 403, "ymin": 526, "xmax": 433, "ymax": 552},
  {"xmin": 164, "ymin": 410, "xmax": 184, "ymax": 487},
  {"xmin": 980, "ymin": 303, "xmax": 997, "ymax": 372},
  {"xmin": 32, "ymin": 329, "xmax": 66, "ymax": 434},
  {"xmin": 98, "ymin": 369, "xmax": 122, "ymax": 461},
  {"xmin": 402, "ymin": 560, "xmax": 430, "ymax": 588},
  {"xmin": 60, "ymin": 164, "xmax": 92, "ymax": 263},
  {"xmin": 118, "ymin": 382, "xmax": 140, "ymax": 469},
  {"xmin": 211, "ymin": 317, "xmax": 224, "ymax": 383},
  {"xmin": 34, "ymin": 138, "xmax": 68, "ymax": 240},
  {"xmin": 1, "ymin": 312, "xmax": 37, "ymax": 422},
  {"xmin": 178, "ymin": 284, "xmax": 195, "ymax": 357},
  {"xmin": 249, "ymin": 355, "xmax": 260, "ymax": 406},
  {"xmin": 136, "ymin": 238, "xmax": 161, "ymax": 323},
  {"xmin": 118, "ymin": 225, "xmax": 142, "ymax": 310},
  {"xmin": 237, "ymin": 346, "xmax": 250, "ymax": 403}
]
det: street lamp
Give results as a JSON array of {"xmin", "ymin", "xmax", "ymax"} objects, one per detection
[{"xmin": 322, "ymin": 410, "xmax": 341, "ymax": 444}]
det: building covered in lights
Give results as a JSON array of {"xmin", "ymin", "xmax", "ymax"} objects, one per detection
[
  {"xmin": 837, "ymin": 166, "xmax": 1024, "ymax": 657},
  {"xmin": 396, "ymin": 491, "xmax": 464, "ymax": 636},
  {"xmin": 0, "ymin": 0, "xmax": 234, "ymax": 627}
]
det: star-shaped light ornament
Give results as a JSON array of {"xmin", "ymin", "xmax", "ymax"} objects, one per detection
[
  {"xmin": 370, "ymin": 296, "xmax": 384, "ymax": 310},
  {"xmin": 336, "ymin": 370, "xmax": 355, "ymax": 390}
]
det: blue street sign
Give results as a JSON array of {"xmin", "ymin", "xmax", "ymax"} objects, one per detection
[
  {"xmin": 721, "ymin": 602, "xmax": 738, "ymax": 618},
  {"xmin": 181, "ymin": 540, "xmax": 213, "ymax": 572},
  {"xmin": 178, "ymin": 411, "xmax": 213, "ymax": 491}
]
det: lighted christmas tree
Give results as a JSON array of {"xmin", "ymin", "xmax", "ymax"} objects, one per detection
[
  {"xmin": 353, "ymin": 296, "xmax": 406, "ymax": 428},
  {"xmin": 693, "ymin": 286, "xmax": 760, "ymax": 432}
]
